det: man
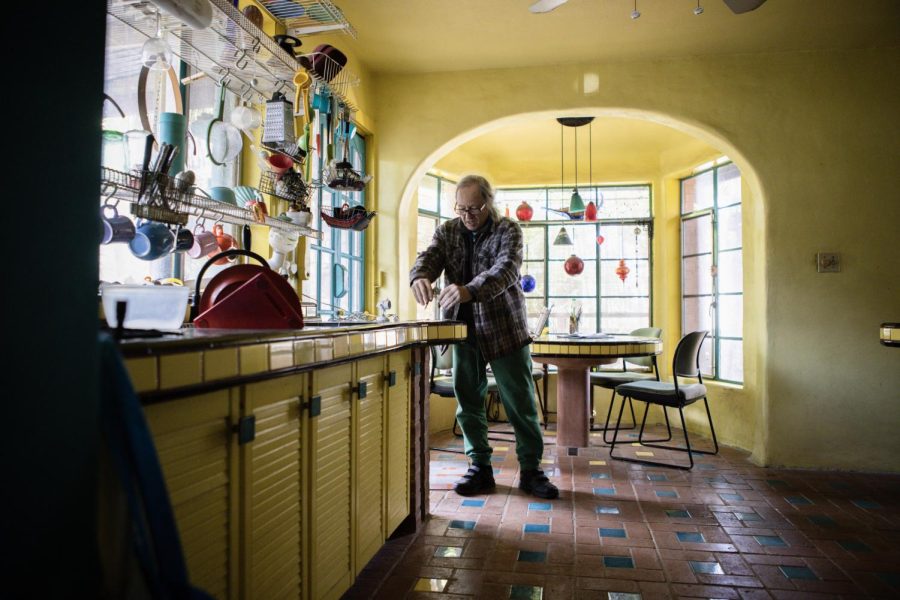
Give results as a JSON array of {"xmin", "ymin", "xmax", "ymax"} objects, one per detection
[{"xmin": 410, "ymin": 174, "xmax": 558, "ymax": 499}]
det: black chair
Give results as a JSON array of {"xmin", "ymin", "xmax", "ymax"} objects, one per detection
[
  {"xmin": 589, "ymin": 326, "xmax": 668, "ymax": 443},
  {"xmin": 609, "ymin": 331, "xmax": 718, "ymax": 470}
]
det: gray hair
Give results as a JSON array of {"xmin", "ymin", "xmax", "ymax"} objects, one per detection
[{"xmin": 456, "ymin": 174, "xmax": 501, "ymax": 222}]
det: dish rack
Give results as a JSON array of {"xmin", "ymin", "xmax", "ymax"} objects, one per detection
[
  {"xmin": 100, "ymin": 167, "xmax": 321, "ymax": 238},
  {"xmin": 258, "ymin": 170, "xmax": 315, "ymax": 207}
]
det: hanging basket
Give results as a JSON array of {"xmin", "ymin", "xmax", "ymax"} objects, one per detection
[{"xmin": 320, "ymin": 204, "xmax": 376, "ymax": 231}]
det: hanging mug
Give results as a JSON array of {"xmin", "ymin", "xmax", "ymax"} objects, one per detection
[
  {"xmin": 100, "ymin": 204, "xmax": 135, "ymax": 244},
  {"xmin": 188, "ymin": 224, "xmax": 219, "ymax": 259}
]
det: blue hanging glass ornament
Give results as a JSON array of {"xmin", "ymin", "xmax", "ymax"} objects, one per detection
[{"xmin": 520, "ymin": 273, "xmax": 537, "ymax": 293}]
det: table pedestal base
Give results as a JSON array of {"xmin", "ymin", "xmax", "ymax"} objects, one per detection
[{"xmin": 532, "ymin": 356, "xmax": 615, "ymax": 448}]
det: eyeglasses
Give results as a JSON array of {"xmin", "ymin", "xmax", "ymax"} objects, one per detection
[{"xmin": 454, "ymin": 203, "xmax": 486, "ymax": 216}]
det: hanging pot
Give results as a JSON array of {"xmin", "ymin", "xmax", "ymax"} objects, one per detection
[{"xmin": 584, "ymin": 201, "xmax": 598, "ymax": 221}]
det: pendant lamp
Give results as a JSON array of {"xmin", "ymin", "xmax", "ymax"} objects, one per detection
[{"xmin": 556, "ymin": 116, "xmax": 594, "ymax": 218}]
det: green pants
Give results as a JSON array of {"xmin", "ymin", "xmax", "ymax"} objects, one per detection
[{"xmin": 452, "ymin": 342, "xmax": 544, "ymax": 470}]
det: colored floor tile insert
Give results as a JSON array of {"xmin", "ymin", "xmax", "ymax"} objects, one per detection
[
  {"xmin": 720, "ymin": 492, "xmax": 744, "ymax": 501},
  {"xmin": 607, "ymin": 594, "xmax": 642, "ymax": 600},
  {"xmin": 597, "ymin": 506, "xmax": 620, "ymax": 515},
  {"xmin": 808, "ymin": 515, "xmax": 836, "ymax": 527},
  {"xmin": 779, "ymin": 565, "xmax": 818, "ymax": 580},
  {"xmin": 837, "ymin": 539, "xmax": 872, "ymax": 552},
  {"xmin": 656, "ymin": 490, "xmax": 678, "ymax": 498},
  {"xmin": 461, "ymin": 499, "xmax": 485, "ymax": 507},
  {"xmin": 509, "ymin": 585, "xmax": 544, "ymax": 600},
  {"xmin": 767, "ymin": 479, "xmax": 789, "ymax": 488},
  {"xmin": 851, "ymin": 499, "xmax": 882, "ymax": 509},
  {"xmin": 666, "ymin": 509, "xmax": 691, "ymax": 518},
  {"xmin": 754, "ymin": 535, "xmax": 787, "ymax": 547},
  {"xmin": 524, "ymin": 523, "xmax": 550, "ymax": 533},
  {"xmin": 647, "ymin": 473, "xmax": 668, "ymax": 481},
  {"xmin": 696, "ymin": 463, "xmax": 716, "ymax": 470},
  {"xmin": 589, "ymin": 460, "xmax": 607, "ymax": 466},
  {"xmin": 528, "ymin": 502, "xmax": 552, "ymax": 511},
  {"xmin": 735, "ymin": 511, "xmax": 761, "ymax": 521},
  {"xmin": 676, "ymin": 531, "xmax": 704, "ymax": 543},
  {"xmin": 785, "ymin": 495, "xmax": 813, "ymax": 505},
  {"xmin": 414, "ymin": 578, "xmax": 449, "ymax": 591},
  {"xmin": 594, "ymin": 487, "xmax": 616, "ymax": 496},
  {"xmin": 690, "ymin": 561, "xmax": 725, "ymax": 575},
  {"xmin": 592, "ymin": 472, "xmax": 612, "ymax": 479},
  {"xmin": 603, "ymin": 556, "xmax": 635, "ymax": 569},
  {"xmin": 434, "ymin": 546, "xmax": 463, "ymax": 557},
  {"xmin": 517, "ymin": 550, "xmax": 547, "ymax": 563},
  {"xmin": 599, "ymin": 527, "xmax": 627, "ymax": 538},
  {"xmin": 448, "ymin": 520, "xmax": 476, "ymax": 530}
]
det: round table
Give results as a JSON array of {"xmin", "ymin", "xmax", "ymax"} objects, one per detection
[{"xmin": 531, "ymin": 334, "xmax": 663, "ymax": 448}]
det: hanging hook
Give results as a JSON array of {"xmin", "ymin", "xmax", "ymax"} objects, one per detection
[
  {"xmin": 101, "ymin": 181, "xmax": 120, "ymax": 207},
  {"xmin": 216, "ymin": 68, "xmax": 231, "ymax": 87},
  {"xmin": 233, "ymin": 48, "xmax": 249, "ymax": 70}
]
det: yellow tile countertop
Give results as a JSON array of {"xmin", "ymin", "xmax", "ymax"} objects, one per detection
[{"xmin": 118, "ymin": 320, "xmax": 466, "ymax": 397}]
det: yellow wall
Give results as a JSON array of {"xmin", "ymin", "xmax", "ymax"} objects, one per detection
[{"xmin": 368, "ymin": 47, "xmax": 900, "ymax": 472}]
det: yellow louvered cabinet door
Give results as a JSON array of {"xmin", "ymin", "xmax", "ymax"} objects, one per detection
[
  {"xmin": 385, "ymin": 350, "xmax": 411, "ymax": 536},
  {"xmin": 308, "ymin": 363, "xmax": 354, "ymax": 600},
  {"xmin": 144, "ymin": 389, "xmax": 240, "ymax": 600},
  {"xmin": 241, "ymin": 374, "xmax": 306, "ymax": 600},
  {"xmin": 353, "ymin": 356, "xmax": 386, "ymax": 574}
]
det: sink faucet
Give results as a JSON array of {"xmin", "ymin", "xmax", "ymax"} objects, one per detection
[{"xmin": 376, "ymin": 298, "xmax": 392, "ymax": 322}]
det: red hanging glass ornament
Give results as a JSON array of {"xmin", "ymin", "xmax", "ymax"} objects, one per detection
[
  {"xmin": 584, "ymin": 201, "xmax": 598, "ymax": 221},
  {"xmin": 615, "ymin": 259, "xmax": 630, "ymax": 283},
  {"xmin": 564, "ymin": 254, "xmax": 584, "ymax": 276},
  {"xmin": 596, "ymin": 235, "xmax": 605, "ymax": 245},
  {"xmin": 515, "ymin": 201, "xmax": 533, "ymax": 221}
]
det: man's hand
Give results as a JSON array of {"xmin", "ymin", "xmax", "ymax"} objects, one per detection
[
  {"xmin": 411, "ymin": 278, "xmax": 434, "ymax": 307},
  {"xmin": 438, "ymin": 284, "xmax": 472, "ymax": 311}
]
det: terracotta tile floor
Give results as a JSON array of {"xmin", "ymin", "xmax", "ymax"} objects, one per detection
[{"xmin": 345, "ymin": 424, "xmax": 900, "ymax": 599}]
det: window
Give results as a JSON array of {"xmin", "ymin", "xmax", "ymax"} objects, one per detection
[
  {"xmin": 415, "ymin": 178, "xmax": 653, "ymax": 334},
  {"xmin": 99, "ymin": 17, "xmax": 238, "ymax": 286},
  {"xmin": 504, "ymin": 186, "xmax": 653, "ymax": 335},
  {"xmin": 304, "ymin": 120, "xmax": 367, "ymax": 319},
  {"xmin": 680, "ymin": 161, "xmax": 743, "ymax": 383},
  {"xmin": 415, "ymin": 174, "xmax": 456, "ymax": 320}
]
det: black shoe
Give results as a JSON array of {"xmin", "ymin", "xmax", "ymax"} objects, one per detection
[
  {"xmin": 519, "ymin": 469, "xmax": 559, "ymax": 499},
  {"xmin": 453, "ymin": 464, "xmax": 496, "ymax": 496}
]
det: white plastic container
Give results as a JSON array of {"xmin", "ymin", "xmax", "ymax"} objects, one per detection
[{"xmin": 101, "ymin": 284, "xmax": 190, "ymax": 331}]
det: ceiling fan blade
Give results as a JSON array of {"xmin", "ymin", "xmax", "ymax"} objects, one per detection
[
  {"xmin": 529, "ymin": 0, "xmax": 569, "ymax": 14},
  {"xmin": 722, "ymin": 0, "xmax": 768, "ymax": 14}
]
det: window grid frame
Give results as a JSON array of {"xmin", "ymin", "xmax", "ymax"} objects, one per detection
[{"xmin": 680, "ymin": 161, "xmax": 743, "ymax": 384}]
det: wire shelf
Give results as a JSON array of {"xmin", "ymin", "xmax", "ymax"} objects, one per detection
[
  {"xmin": 258, "ymin": 0, "xmax": 357, "ymax": 39},
  {"xmin": 107, "ymin": 0, "xmax": 299, "ymax": 104},
  {"xmin": 299, "ymin": 51, "xmax": 359, "ymax": 109},
  {"xmin": 101, "ymin": 167, "xmax": 321, "ymax": 239}
]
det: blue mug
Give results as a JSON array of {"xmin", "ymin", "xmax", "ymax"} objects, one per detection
[
  {"xmin": 209, "ymin": 186, "xmax": 237, "ymax": 206},
  {"xmin": 129, "ymin": 220, "xmax": 175, "ymax": 261}
]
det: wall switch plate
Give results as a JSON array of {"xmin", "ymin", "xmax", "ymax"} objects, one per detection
[{"xmin": 817, "ymin": 252, "xmax": 841, "ymax": 273}]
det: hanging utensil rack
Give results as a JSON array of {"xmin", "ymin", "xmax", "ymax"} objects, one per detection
[
  {"xmin": 101, "ymin": 167, "xmax": 322, "ymax": 239},
  {"xmin": 108, "ymin": 0, "xmax": 298, "ymax": 103},
  {"xmin": 107, "ymin": 0, "xmax": 360, "ymax": 111}
]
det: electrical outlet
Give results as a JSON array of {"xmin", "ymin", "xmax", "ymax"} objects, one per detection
[{"xmin": 817, "ymin": 252, "xmax": 840, "ymax": 273}]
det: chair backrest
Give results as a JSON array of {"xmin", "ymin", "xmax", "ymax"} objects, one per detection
[
  {"xmin": 432, "ymin": 345, "xmax": 453, "ymax": 371},
  {"xmin": 625, "ymin": 327, "xmax": 663, "ymax": 369},
  {"xmin": 672, "ymin": 330, "xmax": 708, "ymax": 379}
]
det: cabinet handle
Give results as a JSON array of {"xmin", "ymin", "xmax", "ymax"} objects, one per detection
[
  {"xmin": 357, "ymin": 381, "xmax": 367, "ymax": 399},
  {"xmin": 233, "ymin": 415, "xmax": 256, "ymax": 444},
  {"xmin": 385, "ymin": 371, "xmax": 397, "ymax": 387},
  {"xmin": 304, "ymin": 396, "xmax": 321, "ymax": 417}
]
